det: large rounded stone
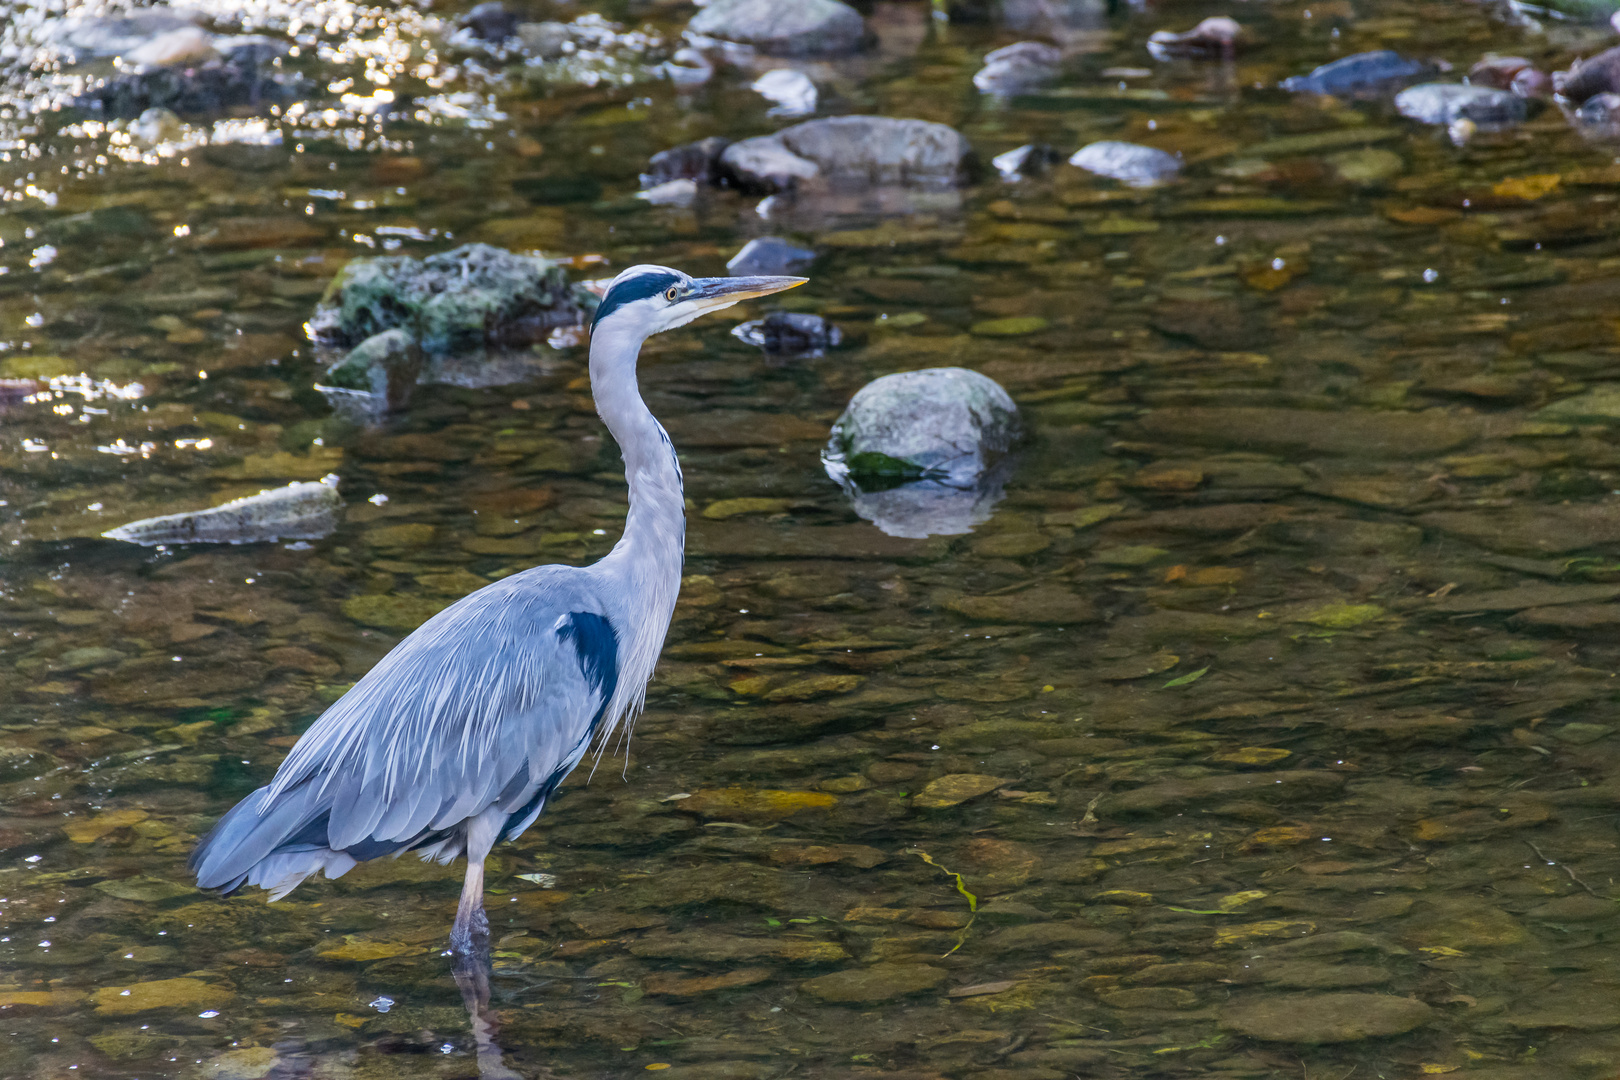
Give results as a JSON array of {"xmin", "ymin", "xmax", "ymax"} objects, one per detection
[
  {"xmin": 1221, "ymin": 993, "xmax": 1434, "ymax": 1043},
  {"xmin": 688, "ymin": 0, "xmax": 867, "ymax": 58},
  {"xmin": 801, "ymin": 963, "xmax": 947, "ymax": 1004},
  {"xmin": 825, "ymin": 368, "xmax": 1020, "ymax": 485}
]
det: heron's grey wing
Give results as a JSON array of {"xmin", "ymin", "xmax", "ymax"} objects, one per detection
[{"xmin": 192, "ymin": 566, "xmax": 616, "ymax": 890}]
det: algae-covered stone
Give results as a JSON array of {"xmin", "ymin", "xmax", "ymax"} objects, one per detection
[
  {"xmin": 341, "ymin": 593, "xmax": 451, "ymax": 631},
  {"xmin": 801, "ymin": 963, "xmax": 948, "ymax": 1003},
  {"xmin": 93, "ymin": 977, "xmax": 234, "ymax": 1015},
  {"xmin": 1221, "ymin": 993, "xmax": 1433, "ymax": 1043},
  {"xmin": 103, "ymin": 476, "xmax": 342, "ymax": 546},
  {"xmin": 318, "ymin": 327, "xmax": 423, "ymax": 416},
  {"xmin": 912, "ymin": 773, "xmax": 1006, "ymax": 808},
  {"xmin": 307, "ymin": 243, "xmax": 593, "ymax": 354}
]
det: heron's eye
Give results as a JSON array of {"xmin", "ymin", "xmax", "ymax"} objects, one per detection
[{"xmin": 664, "ymin": 285, "xmax": 679, "ymax": 302}]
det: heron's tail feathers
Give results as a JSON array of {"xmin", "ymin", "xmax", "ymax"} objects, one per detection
[{"xmin": 191, "ymin": 779, "xmax": 339, "ymax": 899}]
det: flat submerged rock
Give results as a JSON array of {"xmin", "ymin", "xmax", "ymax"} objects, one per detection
[{"xmin": 1221, "ymin": 992, "xmax": 1434, "ymax": 1042}]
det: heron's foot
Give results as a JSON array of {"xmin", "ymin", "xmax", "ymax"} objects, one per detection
[{"xmin": 450, "ymin": 905, "xmax": 490, "ymax": 958}]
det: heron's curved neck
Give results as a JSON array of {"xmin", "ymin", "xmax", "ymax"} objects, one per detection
[{"xmin": 588, "ymin": 319, "xmax": 685, "ymax": 605}]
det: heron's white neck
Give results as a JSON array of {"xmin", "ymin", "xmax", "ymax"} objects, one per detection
[{"xmin": 586, "ymin": 319, "xmax": 686, "ymax": 739}]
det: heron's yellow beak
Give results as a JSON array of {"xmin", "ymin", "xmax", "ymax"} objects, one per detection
[{"xmin": 684, "ymin": 275, "xmax": 807, "ymax": 315}]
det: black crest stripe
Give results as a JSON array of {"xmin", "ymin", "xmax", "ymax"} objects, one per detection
[{"xmin": 591, "ymin": 271, "xmax": 680, "ymax": 329}]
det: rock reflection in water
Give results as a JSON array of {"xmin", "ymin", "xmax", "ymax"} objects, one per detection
[{"xmin": 837, "ymin": 456, "xmax": 1016, "ymax": 539}]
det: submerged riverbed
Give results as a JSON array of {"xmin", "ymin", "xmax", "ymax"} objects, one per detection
[{"xmin": 4, "ymin": 0, "xmax": 1620, "ymax": 1076}]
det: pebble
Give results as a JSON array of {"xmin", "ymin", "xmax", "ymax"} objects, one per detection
[
  {"xmin": 751, "ymin": 69, "xmax": 818, "ymax": 117},
  {"xmin": 973, "ymin": 41, "xmax": 1063, "ymax": 95},
  {"xmin": 93, "ymin": 978, "xmax": 233, "ymax": 1015},
  {"xmin": 688, "ymin": 0, "xmax": 868, "ymax": 58},
  {"xmin": 1281, "ymin": 50, "xmax": 1430, "ymax": 94},
  {"xmin": 1146, "ymin": 16, "xmax": 1245, "ymax": 61},
  {"xmin": 1069, "ymin": 141, "xmax": 1181, "ymax": 186},
  {"xmin": 1221, "ymin": 993, "xmax": 1434, "ymax": 1043},
  {"xmin": 1395, "ymin": 83, "xmax": 1527, "ymax": 127},
  {"xmin": 992, "ymin": 143, "xmax": 1065, "ymax": 180},
  {"xmin": 727, "ymin": 237, "xmax": 816, "ymax": 276}
]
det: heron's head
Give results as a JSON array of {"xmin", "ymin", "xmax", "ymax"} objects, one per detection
[{"xmin": 590, "ymin": 264, "xmax": 806, "ymax": 340}]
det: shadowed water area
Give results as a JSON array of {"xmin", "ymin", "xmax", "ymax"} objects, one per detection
[{"xmin": 5, "ymin": 0, "xmax": 1620, "ymax": 1076}]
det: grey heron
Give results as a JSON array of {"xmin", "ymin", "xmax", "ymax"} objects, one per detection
[{"xmin": 191, "ymin": 265, "xmax": 807, "ymax": 955}]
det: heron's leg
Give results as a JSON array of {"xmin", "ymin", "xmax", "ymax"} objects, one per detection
[{"xmin": 450, "ymin": 807, "xmax": 504, "ymax": 957}]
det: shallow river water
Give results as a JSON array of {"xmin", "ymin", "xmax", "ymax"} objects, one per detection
[{"xmin": 4, "ymin": 0, "xmax": 1620, "ymax": 1077}]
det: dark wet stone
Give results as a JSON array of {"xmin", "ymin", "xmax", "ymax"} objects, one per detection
[
  {"xmin": 319, "ymin": 328, "xmax": 423, "ymax": 414},
  {"xmin": 1122, "ymin": 961, "xmax": 1226, "ymax": 985},
  {"xmin": 104, "ymin": 478, "xmax": 342, "ymax": 546},
  {"xmin": 992, "ymin": 143, "xmax": 1065, "ymax": 180},
  {"xmin": 974, "ymin": 41, "xmax": 1063, "ymax": 95},
  {"xmin": 1101, "ymin": 771, "xmax": 1345, "ymax": 817},
  {"xmin": 1222, "ymin": 993, "xmax": 1433, "ymax": 1042},
  {"xmin": 991, "ymin": 922, "xmax": 1110, "ymax": 951},
  {"xmin": 1576, "ymin": 92, "xmax": 1620, "ymax": 126},
  {"xmin": 1069, "ymin": 141, "xmax": 1180, "ymax": 186},
  {"xmin": 1150, "ymin": 300, "xmax": 1265, "ymax": 350},
  {"xmin": 514, "ymin": 21, "xmax": 572, "ymax": 59},
  {"xmin": 727, "ymin": 237, "xmax": 816, "ymax": 276},
  {"xmin": 1395, "ymin": 83, "xmax": 1526, "ymax": 127},
  {"xmin": 733, "ymin": 312, "xmax": 841, "ymax": 355},
  {"xmin": 1098, "ymin": 987, "xmax": 1199, "ymax": 1009},
  {"xmin": 76, "ymin": 40, "xmax": 302, "ymax": 119},
  {"xmin": 1501, "ymin": 993, "xmax": 1620, "ymax": 1031},
  {"xmin": 1555, "ymin": 45, "xmax": 1620, "ymax": 103},
  {"xmin": 1147, "ymin": 16, "xmax": 1245, "ymax": 61},
  {"xmin": 1280, "ymin": 50, "xmax": 1431, "ymax": 94},
  {"xmin": 642, "ymin": 137, "xmax": 733, "ymax": 189},
  {"xmin": 1229, "ymin": 960, "xmax": 1391, "ymax": 989},
  {"xmin": 1527, "ymin": 894, "xmax": 1619, "ymax": 922},
  {"xmin": 1468, "ymin": 55, "xmax": 1539, "ymax": 90},
  {"xmin": 1428, "ymin": 582, "xmax": 1620, "ymax": 613},
  {"xmin": 688, "ymin": 0, "xmax": 868, "ymax": 58},
  {"xmin": 1136, "ymin": 407, "xmax": 1478, "ymax": 458},
  {"xmin": 1418, "ymin": 504, "xmax": 1620, "ymax": 555},
  {"xmin": 800, "ymin": 962, "xmax": 948, "ymax": 1003},
  {"xmin": 720, "ymin": 117, "xmax": 972, "ymax": 192},
  {"xmin": 460, "ymin": 2, "xmax": 518, "ymax": 43},
  {"xmin": 0, "ymin": 746, "xmax": 57, "ymax": 782},
  {"xmin": 307, "ymin": 243, "xmax": 591, "ymax": 353}
]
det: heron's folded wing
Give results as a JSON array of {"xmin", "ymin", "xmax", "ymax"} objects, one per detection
[{"xmin": 267, "ymin": 568, "xmax": 608, "ymax": 851}]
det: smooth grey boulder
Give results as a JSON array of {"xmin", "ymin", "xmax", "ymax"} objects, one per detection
[
  {"xmin": 721, "ymin": 116, "xmax": 972, "ymax": 192},
  {"xmin": 1395, "ymin": 83, "xmax": 1526, "ymax": 126},
  {"xmin": 823, "ymin": 368, "xmax": 1022, "ymax": 538},
  {"xmin": 688, "ymin": 0, "xmax": 867, "ymax": 58},
  {"xmin": 104, "ymin": 477, "xmax": 342, "ymax": 546},
  {"xmin": 973, "ymin": 41, "xmax": 1063, "ymax": 95},
  {"xmin": 1070, "ymin": 140, "xmax": 1180, "ymax": 186},
  {"xmin": 728, "ymin": 237, "xmax": 816, "ymax": 276},
  {"xmin": 1281, "ymin": 50, "xmax": 1430, "ymax": 94}
]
